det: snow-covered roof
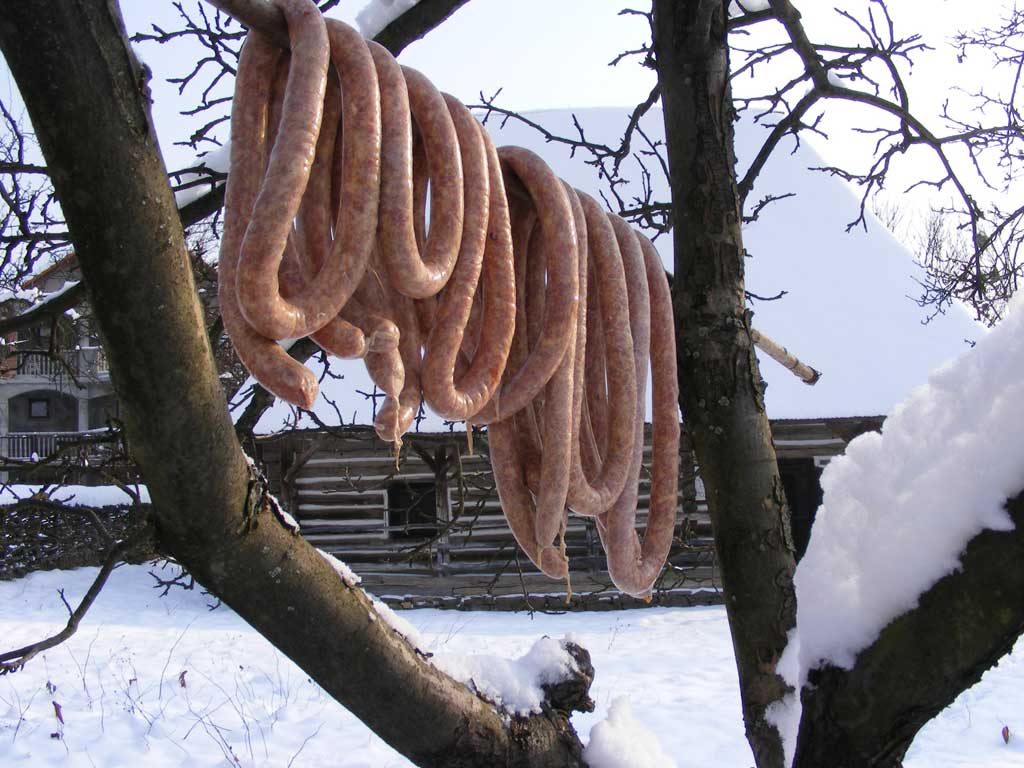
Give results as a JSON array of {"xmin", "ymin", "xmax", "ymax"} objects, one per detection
[{"xmin": 250, "ymin": 107, "xmax": 980, "ymax": 434}]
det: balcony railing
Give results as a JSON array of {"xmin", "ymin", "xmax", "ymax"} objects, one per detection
[
  {"xmin": 0, "ymin": 431, "xmax": 83, "ymax": 460},
  {"xmin": 15, "ymin": 353, "xmax": 64, "ymax": 378},
  {"xmin": 0, "ymin": 430, "xmax": 122, "ymax": 463},
  {"xmin": 4, "ymin": 348, "xmax": 109, "ymax": 380}
]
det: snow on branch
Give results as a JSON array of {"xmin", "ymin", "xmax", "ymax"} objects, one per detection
[
  {"xmin": 317, "ymin": 547, "xmax": 362, "ymax": 587},
  {"xmin": 432, "ymin": 635, "xmax": 587, "ymax": 716},
  {"xmin": 356, "ymin": 0, "xmax": 422, "ymax": 38},
  {"xmin": 770, "ymin": 291, "xmax": 1024, "ymax": 763},
  {"xmin": 793, "ymin": 292, "xmax": 1024, "ymax": 672},
  {"xmin": 317, "ymin": 525, "xmax": 594, "ymax": 718}
]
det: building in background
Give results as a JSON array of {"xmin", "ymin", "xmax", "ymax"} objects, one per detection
[{"xmin": 0, "ymin": 257, "xmax": 115, "ymax": 474}]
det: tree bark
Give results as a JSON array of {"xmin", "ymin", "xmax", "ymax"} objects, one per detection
[
  {"xmin": 652, "ymin": 2, "xmax": 796, "ymax": 766},
  {"xmin": 792, "ymin": 489, "xmax": 1024, "ymax": 767},
  {"xmin": 0, "ymin": 2, "xmax": 589, "ymax": 766}
]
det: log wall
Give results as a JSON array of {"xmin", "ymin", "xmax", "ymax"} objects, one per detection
[{"xmin": 255, "ymin": 416, "xmax": 881, "ymax": 609}]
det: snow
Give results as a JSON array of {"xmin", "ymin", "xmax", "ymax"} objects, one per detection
[
  {"xmin": 0, "ymin": 286, "xmax": 41, "ymax": 305},
  {"xmin": 316, "ymin": 548, "xmax": 361, "ymax": 587},
  {"xmin": 171, "ymin": 143, "xmax": 229, "ymax": 208},
  {"xmin": 0, "ymin": 484, "xmax": 150, "ymax": 507},
  {"xmin": 250, "ymin": 106, "xmax": 980, "ymax": 434},
  {"xmin": 367, "ymin": 593, "xmax": 427, "ymax": 651},
  {"xmin": 583, "ymin": 697, "xmax": 679, "ymax": 768},
  {"xmin": 0, "ymin": 280, "xmax": 78, "ymax": 318},
  {"xmin": 798, "ymin": 291, "xmax": 1023, "ymax": 670},
  {"xmin": 729, "ymin": 0, "xmax": 771, "ymax": 14},
  {"xmin": 355, "ymin": 0, "xmax": 421, "ymax": 38},
  {"xmin": 826, "ymin": 69, "xmax": 846, "ymax": 87},
  {"xmin": 201, "ymin": 142, "xmax": 231, "ymax": 174},
  {"xmin": 431, "ymin": 635, "xmax": 578, "ymax": 716},
  {"xmin": 766, "ymin": 691, "xmax": 802, "ymax": 768},
  {"xmin": 266, "ymin": 493, "xmax": 300, "ymax": 534},
  {"xmin": 0, "ymin": 564, "xmax": 1021, "ymax": 766},
  {"xmin": 769, "ymin": 291, "xmax": 1024, "ymax": 765}
]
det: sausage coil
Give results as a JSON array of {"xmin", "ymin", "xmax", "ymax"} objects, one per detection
[{"xmin": 220, "ymin": 0, "xmax": 681, "ymax": 597}]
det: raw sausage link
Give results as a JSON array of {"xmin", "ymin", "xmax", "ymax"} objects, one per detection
[
  {"xmin": 235, "ymin": 0, "xmax": 330, "ymax": 340},
  {"xmin": 220, "ymin": 30, "xmax": 318, "ymax": 409},
  {"xmin": 469, "ymin": 146, "xmax": 579, "ymax": 425},
  {"xmin": 294, "ymin": 59, "xmax": 338, "ymax": 277},
  {"xmin": 488, "ymin": 414, "xmax": 569, "ymax": 580},
  {"xmin": 370, "ymin": 44, "xmax": 464, "ymax": 300},
  {"xmin": 530, "ymin": 185, "xmax": 588, "ymax": 550},
  {"xmin": 420, "ymin": 96, "xmax": 514, "ymax": 420},
  {"xmin": 599, "ymin": 220, "xmax": 677, "ymax": 599},
  {"xmin": 308, "ymin": 17, "xmax": 384, "ymax": 360},
  {"xmin": 566, "ymin": 192, "xmax": 637, "ymax": 519}
]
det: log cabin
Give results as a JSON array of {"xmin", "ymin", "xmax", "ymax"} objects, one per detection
[{"xmin": 248, "ymin": 416, "xmax": 884, "ymax": 610}]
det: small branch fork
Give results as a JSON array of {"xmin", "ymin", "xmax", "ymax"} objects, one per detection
[
  {"xmin": 472, "ymin": 85, "xmax": 672, "ymax": 235},
  {"xmin": 140, "ymin": 0, "xmax": 469, "ymax": 148},
  {"xmin": 0, "ymin": 540, "xmax": 127, "ymax": 675}
]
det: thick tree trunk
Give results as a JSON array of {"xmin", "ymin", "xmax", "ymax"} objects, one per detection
[
  {"xmin": 792, "ymin": 489, "xmax": 1024, "ymax": 767},
  {"xmin": 652, "ymin": 2, "xmax": 796, "ymax": 766},
  {"xmin": 0, "ymin": 3, "xmax": 589, "ymax": 766}
]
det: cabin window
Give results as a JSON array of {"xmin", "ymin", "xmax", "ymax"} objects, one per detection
[
  {"xmin": 28, "ymin": 397, "xmax": 49, "ymax": 419},
  {"xmin": 386, "ymin": 480, "xmax": 438, "ymax": 539}
]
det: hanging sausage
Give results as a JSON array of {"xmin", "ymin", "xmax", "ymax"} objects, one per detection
[{"xmin": 220, "ymin": 0, "xmax": 680, "ymax": 598}]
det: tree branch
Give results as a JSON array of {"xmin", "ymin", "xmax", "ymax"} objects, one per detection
[
  {"xmin": 794, "ymin": 488, "xmax": 1024, "ymax": 766},
  {"xmin": 759, "ymin": 0, "xmax": 1022, "ymax": 321},
  {"xmin": 653, "ymin": 2, "xmax": 794, "ymax": 766},
  {"xmin": 373, "ymin": 0, "xmax": 473, "ymax": 55}
]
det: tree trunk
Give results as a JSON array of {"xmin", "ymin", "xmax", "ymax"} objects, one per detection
[
  {"xmin": 0, "ymin": 2, "xmax": 589, "ymax": 765},
  {"xmin": 652, "ymin": 2, "xmax": 796, "ymax": 766}
]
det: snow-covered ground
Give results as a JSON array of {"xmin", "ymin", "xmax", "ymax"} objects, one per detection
[{"xmin": 0, "ymin": 565, "xmax": 1021, "ymax": 767}]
